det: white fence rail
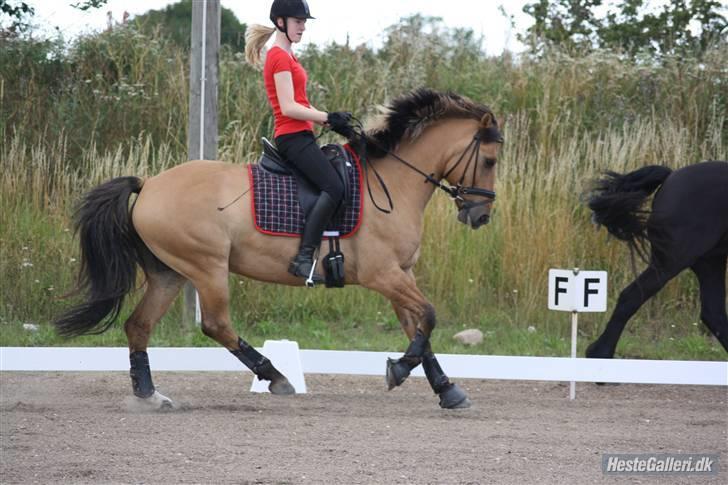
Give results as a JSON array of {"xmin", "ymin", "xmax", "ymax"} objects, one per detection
[{"xmin": 1, "ymin": 347, "xmax": 725, "ymax": 386}]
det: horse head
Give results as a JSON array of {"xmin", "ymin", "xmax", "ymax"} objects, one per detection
[
  {"xmin": 442, "ymin": 111, "xmax": 503, "ymax": 229},
  {"xmin": 361, "ymin": 88, "xmax": 504, "ymax": 228}
]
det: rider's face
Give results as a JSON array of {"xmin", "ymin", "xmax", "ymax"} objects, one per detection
[{"xmin": 287, "ymin": 17, "xmax": 307, "ymax": 42}]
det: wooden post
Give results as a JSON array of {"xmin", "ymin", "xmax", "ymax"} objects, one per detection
[{"xmin": 185, "ymin": 0, "xmax": 220, "ymax": 325}]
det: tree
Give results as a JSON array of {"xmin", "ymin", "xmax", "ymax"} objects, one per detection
[
  {"xmin": 521, "ymin": 0, "xmax": 604, "ymax": 52},
  {"xmin": 521, "ymin": 0, "xmax": 727, "ymax": 57},
  {"xmin": 71, "ymin": 0, "xmax": 108, "ymax": 10},
  {"xmin": 0, "ymin": 0, "xmax": 34, "ymax": 32},
  {"xmin": 1, "ymin": 1, "xmax": 109, "ymax": 32},
  {"xmin": 2, "ymin": 1, "xmax": 245, "ymax": 51},
  {"xmin": 133, "ymin": 0, "xmax": 246, "ymax": 52}
]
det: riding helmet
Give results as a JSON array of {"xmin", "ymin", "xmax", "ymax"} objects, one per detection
[{"xmin": 270, "ymin": 0, "xmax": 315, "ymax": 28}]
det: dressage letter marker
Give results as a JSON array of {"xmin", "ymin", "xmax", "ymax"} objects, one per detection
[
  {"xmin": 548, "ymin": 268, "xmax": 608, "ymax": 400},
  {"xmin": 548, "ymin": 269, "xmax": 607, "ymax": 312}
]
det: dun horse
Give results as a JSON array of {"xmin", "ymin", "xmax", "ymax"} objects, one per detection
[
  {"xmin": 55, "ymin": 89, "xmax": 503, "ymax": 409},
  {"xmin": 585, "ymin": 161, "xmax": 728, "ymax": 358}
]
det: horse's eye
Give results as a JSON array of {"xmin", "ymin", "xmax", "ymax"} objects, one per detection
[{"xmin": 484, "ymin": 158, "xmax": 497, "ymax": 168}]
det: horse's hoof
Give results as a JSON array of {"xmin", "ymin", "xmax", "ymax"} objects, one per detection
[
  {"xmin": 385, "ymin": 358, "xmax": 411, "ymax": 390},
  {"xmin": 152, "ymin": 390, "xmax": 175, "ymax": 409},
  {"xmin": 132, "ymin": 390, "xmax": 175, "ymax": 411},
  {"xmin": 269, "ymin": 377, "xmax": 296, "ymax": 395},
  {"xmin": 438, "ymin": 383, "xmax": 471, "ymax": 409},
  {"xmin": 585, "ymin": 342, "xmax": 614, "ymax": 359},
  {"xmin": 586, "ymin": 344, "xmax": 617, "ymax": 384}
]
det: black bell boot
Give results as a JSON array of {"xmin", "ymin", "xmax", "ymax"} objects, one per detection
[{"xmin": 289, "ymin": 191, "xmax": 338, "ymax": 285}]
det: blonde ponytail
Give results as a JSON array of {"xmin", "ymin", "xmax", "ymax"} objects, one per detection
[{"xmin": 245, "ymin": 24, "xmax": 276, "ymax": 68}]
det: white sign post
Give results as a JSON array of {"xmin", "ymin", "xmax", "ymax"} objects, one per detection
[{"xmin": 548, "ymin": 268, "xmax": 608, "ymax": 399}]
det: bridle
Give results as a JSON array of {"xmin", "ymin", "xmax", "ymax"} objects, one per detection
[
  {"xmin": 441, "ymin": 132, "xmax": 498, "ymax": 211},
  {"xmin": 346, "ymin": 120, "xmax": 500, "ymax": 214}
]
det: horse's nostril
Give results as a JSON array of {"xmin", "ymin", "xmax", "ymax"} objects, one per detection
[{"xmin": 479, "ymin": 215, "xmax": 490, "ymax": 225}]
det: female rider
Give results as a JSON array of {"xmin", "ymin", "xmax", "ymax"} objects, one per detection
[{"xmin": 245, "ymin": 0, "xmax": 351, "ymax": 284}]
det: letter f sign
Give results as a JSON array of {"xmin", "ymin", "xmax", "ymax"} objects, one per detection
[{"xmin": 555, "ymin": 276, "xmax": 569, "ymax": 307}]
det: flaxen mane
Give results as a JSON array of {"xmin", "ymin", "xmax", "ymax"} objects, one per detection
[{"xmin": 364, "ymin": 88, "xmax": 499, "ymax": 158}]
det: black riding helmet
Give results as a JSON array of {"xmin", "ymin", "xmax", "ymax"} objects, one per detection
[
  {"xmin": 270, "ymin": 0, "xmax": 315, "ymax": 28},
  {"xmin": 270, "ymin": 0, "xmax": 314, "ymax": 43}
]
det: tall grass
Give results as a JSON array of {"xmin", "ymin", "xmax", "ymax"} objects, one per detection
[{"xmin": 0, "ymin": 21, "xmax": 725, "ymax": 356}]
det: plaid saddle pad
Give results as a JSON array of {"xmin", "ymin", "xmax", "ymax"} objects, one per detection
[{"xmin": 247, "ymin": 147, "xmax": 363, "ymax": 238}]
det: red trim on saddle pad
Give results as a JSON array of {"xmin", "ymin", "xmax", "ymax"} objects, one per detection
[{"xmin": 249, "ymin": 143, "xmax": 364, "ymax": 239}]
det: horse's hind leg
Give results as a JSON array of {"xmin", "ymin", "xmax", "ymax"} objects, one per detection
[
  {"xmin": 124, "ymin": 269, "xmax": 186, "ymax": 409},
  {"xmin": 586, "ymin": 263, "xmax": 680, "ymax": 359},
  {"xmin": 691, "ymin": 253, "xmax": 728, "ymax": 352},
  {"xmin": 193, "ymin": 270, "xmax": 295, "ymax": 395}
]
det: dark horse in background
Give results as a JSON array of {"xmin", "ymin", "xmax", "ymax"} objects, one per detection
[{"xmin": 585, "ymin": 161, "xmax": 728, "ymax": 358}]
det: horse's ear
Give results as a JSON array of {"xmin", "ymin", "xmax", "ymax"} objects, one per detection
[{"xmin": 480, "ymin": 112, "xmax": 495, "ymax": 129}]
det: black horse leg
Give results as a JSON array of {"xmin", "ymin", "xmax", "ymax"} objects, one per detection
[
  {"xmin": 386, "ymin": 298, "xmax": 470, "ymax": 408},
  {"xmin": 386, "ymin": 328, "xmax": 428, "ymax": 389},
  {"xmin": 691, "ymin": 254, "xmax": 728, "ymax": 352},
  {"xmin": 386, "ymin": 332, "xmax": 471, "ymax": 409},
  {"xmin": 586, "ymin": 264, "xmax": 679, "ymax": 358},
  {"xmin": 377, "ymin": 270, "xmax": 471, "ymax": 408},
  {"xmin": 422, "ymin": 345, "xmax": 471, "ymax": 409}
]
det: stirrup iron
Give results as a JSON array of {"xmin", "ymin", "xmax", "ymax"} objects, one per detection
[{"xmin": 305, "ymin": 256, "xmax": 319, "ymax": 288}]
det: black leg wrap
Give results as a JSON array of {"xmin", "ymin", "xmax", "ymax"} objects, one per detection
[
  {"xmin": 423, "ymin": 350, "xmax": 471, "ymax": 408},
  {"xmin": 386, "ymin": 329, "xmax": 429, "ymax": 390},
  {"xmin": 422, "ymin": 352, "xmax": 451, "ymax": 394},
  {"xmin": 230, "ymin": 338, "xmax": 278, "ymax": 381},
  {"xmin": 230, "ymin": 338, "xmax": 295, "ymax": 395},
  {"xmin": 129, "ymin": 351, "xmax": 155, "ymax": 398},
  {"xmin": 403, "ymin": 329, "xmax": 429, "ymax": 364}
]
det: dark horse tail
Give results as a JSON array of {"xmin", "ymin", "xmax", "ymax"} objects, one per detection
[
  {"xmin": 586, "ymin": 165, "xmax": 672, "ymax": 261},
  {"xmin": 54, "ymin": 177, "xmax": 145, "ymax": 337}
]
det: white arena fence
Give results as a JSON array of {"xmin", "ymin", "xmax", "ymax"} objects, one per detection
[{"xmin": 1, "ymin": 347, "xmax": 725, "ymax": 386}]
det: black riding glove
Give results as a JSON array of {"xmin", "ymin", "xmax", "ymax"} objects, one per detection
[{"xmin": 327, "ymin": 111, "xmax": 354, "ymax": 137}]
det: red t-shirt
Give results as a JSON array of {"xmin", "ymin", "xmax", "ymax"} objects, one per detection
[{"xmin": 264, "ymin": 46, "xmax": 314, "ymax": 137}]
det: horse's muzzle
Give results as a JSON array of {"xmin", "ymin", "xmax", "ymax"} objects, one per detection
[{"xmin": 458, "ymin": 208, "xmax": 490, "ymax": 229}]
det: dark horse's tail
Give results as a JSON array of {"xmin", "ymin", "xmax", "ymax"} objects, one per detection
[
  {"xmin": 586, "ymin": 165, "xmax": 672, "ymax": 262},
  {"xmin": 54, "ymin": 177, "xmax": 145, "ymax": 337}
]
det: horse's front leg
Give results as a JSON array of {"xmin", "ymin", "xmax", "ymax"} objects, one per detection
[
  {"xmin": 386, "ymin": 297, "xmax": 427, "ymax": 390},
  {"xmin": 391, "ymin": 301, "xmax": 471, "ymax": 409},
  {"xmin": 365, "ymin": 267, "xmax": 469, "ymax": 408}
]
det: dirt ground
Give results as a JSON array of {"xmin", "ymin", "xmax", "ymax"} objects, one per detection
[{"xmin": 1, "ymin": 372, "xmax": 726, "ymax": 484}]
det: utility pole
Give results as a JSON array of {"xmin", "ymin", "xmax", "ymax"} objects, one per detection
[{"xmin": 185, "ymin": 0, "xmax": 220, "ymax": 325}]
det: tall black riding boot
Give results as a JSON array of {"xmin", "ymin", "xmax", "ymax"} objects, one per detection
[{"xmin": 289, "ymin": 192, "xmax": 338, "ymax": 285}]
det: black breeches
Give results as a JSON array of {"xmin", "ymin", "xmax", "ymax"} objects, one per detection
[{"xmin": 275, "ymin": 130, "xmax": 345, "ymax": 205}]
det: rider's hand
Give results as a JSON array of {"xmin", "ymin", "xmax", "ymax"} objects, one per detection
[{"xmin": 326, "ymin": 111, "xmax": 354, "ymax": 137}]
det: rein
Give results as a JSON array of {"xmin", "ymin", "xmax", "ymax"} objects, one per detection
[{"xmin": 345, "ymin": 119, "xmax": 497, "ymax": 214}]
